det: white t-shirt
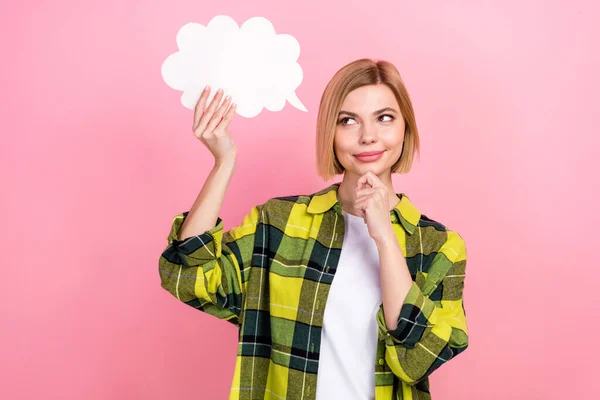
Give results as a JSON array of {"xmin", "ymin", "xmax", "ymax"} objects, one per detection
[{"xmin": 315, "ymin": 210, "xmax": 382, "ymax": 400}]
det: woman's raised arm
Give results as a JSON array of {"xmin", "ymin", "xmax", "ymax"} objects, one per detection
[
  {"xmin": 159, "ymin": 86, "xmax": 264, "ymax": 327},
  {"xmin": 178, "ymin": 86, "xmax": 238, "ymax": 240}
]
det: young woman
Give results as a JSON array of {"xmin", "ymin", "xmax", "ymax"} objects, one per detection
[{"xmin": 159, "ymin": 59, "xmax": 469, "ymax": 400}]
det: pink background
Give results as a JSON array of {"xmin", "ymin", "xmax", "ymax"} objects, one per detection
[{"xmin": 1, "ymin": 0, "xmax": 598, "ymax": 399}]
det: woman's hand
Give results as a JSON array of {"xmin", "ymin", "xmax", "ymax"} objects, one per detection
[
  {"xmin": 354, "ymin": 171, "xmax": 396, "ymax": 243},
  {"xmin": 193, "ymin": 86, "xmax": 238, "ymax": 165}
]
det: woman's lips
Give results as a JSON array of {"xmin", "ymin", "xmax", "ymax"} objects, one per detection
[{"xmin": 355, "ymin": 151, "xmax": 384, "ymax": 162}]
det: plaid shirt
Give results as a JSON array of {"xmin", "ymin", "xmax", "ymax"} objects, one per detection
[{"xmin": 159, "ymin": 182, "xmax": 469, "ymax": 400}]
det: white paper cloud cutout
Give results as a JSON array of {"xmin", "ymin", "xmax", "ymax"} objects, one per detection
[{"xmin": 161, "ymin": 15, "xmax": 307, "ymax": 118}]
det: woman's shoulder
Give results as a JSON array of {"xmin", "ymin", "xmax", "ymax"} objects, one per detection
[
  {"xmin": 417, "ymin": 212, "xmax": 467, "ymax": 261},
  {"xmin": 418, "ymin": 212, "xmax": 450, "ymax": 231},
  {"xmin": 261, "ymin": 193, "xmax": 314, "ymax": 219},
  {"xmin": 263, "ymin": 184, "xmax": 336, "ymax": 213}
]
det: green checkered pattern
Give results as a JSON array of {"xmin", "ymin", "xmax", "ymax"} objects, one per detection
[{"xmin": 159, "ymin": 182, "xmax": 468, "ymax": 399}]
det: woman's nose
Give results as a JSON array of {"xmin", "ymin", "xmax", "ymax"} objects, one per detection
[{"xmin": 360, "ymin": 124, "xmax": 378, "ymax": 143}]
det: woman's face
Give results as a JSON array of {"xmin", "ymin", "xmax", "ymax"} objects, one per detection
[{"xmin": 334, "ymin": 84, "xmax": 405, "ymax": 178}]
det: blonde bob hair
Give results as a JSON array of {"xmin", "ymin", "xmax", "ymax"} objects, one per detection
[{"xmin": 316, "ymin": 58, "xmax": 420, "ymax": 181}]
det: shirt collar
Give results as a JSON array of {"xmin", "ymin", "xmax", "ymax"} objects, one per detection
[{"xmin": 306, "ymin": 182, "xmax": 421, "ymax": 235}]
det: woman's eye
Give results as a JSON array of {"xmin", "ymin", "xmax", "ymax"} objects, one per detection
[
  {"xmin": 339, "ymin": 117, "xmax": 356, "ymax": 125},
  {"xmin": 380, "ymin": 114, "xmax": 394, "ymax": 122}
]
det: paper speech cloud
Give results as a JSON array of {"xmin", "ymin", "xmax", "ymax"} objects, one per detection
[{"xmin": 162, "ymin": 15, "xmax": 307, "ymax": 118}]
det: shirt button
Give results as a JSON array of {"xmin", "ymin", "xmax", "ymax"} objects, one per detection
[{"xmin": 378, "ymin": 358, "xmax": 384, "ymax": 365}]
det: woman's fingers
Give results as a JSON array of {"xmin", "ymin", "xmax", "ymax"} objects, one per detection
[
  {"xmin": 194, "ymin": 88, "xmax": 224, "ymax": 137},
  {"xmin": 192, "ymin": 85, "xmax": 211, "ymax": 131},
  {"xmin": 356, "ymin": 171, "xmax": 381, "ymax": 190},
  {"xmin": 205, "ymin": 95, "xmax": 232, "ymax": 134},
  {"xmin": 217, "ymin": 103, "xmax": 237, "ymax": 132},
  {"xmin": 355, "ymin": 187, "xmax": 376, "ymax": 201}
]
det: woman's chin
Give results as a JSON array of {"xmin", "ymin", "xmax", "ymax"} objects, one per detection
[{"xmin": 347, "ymin": 164, "xmax": 390, "ymax": 176}]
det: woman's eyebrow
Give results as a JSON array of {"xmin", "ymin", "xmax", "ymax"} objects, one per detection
[{"xmin": 338, "ymin": 107, "xmax": 398, "ymax": 117}]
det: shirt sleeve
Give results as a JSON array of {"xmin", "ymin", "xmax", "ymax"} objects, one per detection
[
  {"xmin": 158, "ymin": 203, "xmax": 265, "ymax": 327},
  {"xmin": 375, "ymin": 230, "xmax": 469, "ymax": 385}
]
